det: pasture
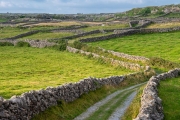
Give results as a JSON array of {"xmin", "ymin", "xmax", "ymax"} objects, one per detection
[
  {"xmin": 88, "ymin": 31, "xmax": 180, "ymax": 63},
  {"xmin": 0, "ymin": 46, "xmax": 130, "ymax": 98}
]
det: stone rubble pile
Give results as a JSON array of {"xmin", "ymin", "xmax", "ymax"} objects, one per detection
[{"xmin": 134, "ymin": 68, "xmax": 180, "ymax": 120}]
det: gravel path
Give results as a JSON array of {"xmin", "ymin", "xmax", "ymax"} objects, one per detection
[
  {"xmin": 108, "ymin": 91, "xmax": 137, "ymax": 120},
  {"xmin": 74, "ymin": 83, "xmax": 145, "ymax": 120}
]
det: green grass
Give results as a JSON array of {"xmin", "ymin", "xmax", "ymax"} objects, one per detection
[
  {"xmin": 158, "ymin": 77, "xmax": 180, "ymax": 120},
  {"xmin": 73, "ymin": 32, "xmax": 113, "ymax": 41},
  {"xmin": 0, "ymin": 46, "xmax": 131, "ymax": 98},
  {"xmin": 20, "ymin": 31, "xmax": 74, "ymax": 40},
  {"xmin": 0, "ymin": 18, "xmax": 7, "ymax": 22},
  {"xmin": 88, "ymin": 31, "xmax": 180, "ymax": 63},
  {"xmin": 81, "ymin": 23, "xmax": 129, "ymax": 31},
  {"xmin": 147, "ymin": 22, "xmax": 180, "ymax": 28},
  {"xmin": 0, "ymin": 27, "xmax": 30, "ymax": 39},
  {"xmin": 121, "ymin": 85, "xmax": 145, "ymax": 120},
  {"xmin": 86, "ymin": 89, "xmax": 134, "ymax": 120}
]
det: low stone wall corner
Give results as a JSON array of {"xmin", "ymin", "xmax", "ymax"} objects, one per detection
[{"xmin": 134, "ymin": 68, "xmax": 180, "ymax": 120}]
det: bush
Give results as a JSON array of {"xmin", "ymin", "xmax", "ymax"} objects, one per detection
[
  {"xmin": 16, "ymin": 41, "xmax": 31, "ymax": 47},
  {"xmin": 0, "ymin": 42, "xmax": 14, "ymax": 46},
  {"xmin": 149, "ymin": 57, "xmax": 180, "ymax": 70},
  {"xmin": 72, "ymin": 41, "xmax": 87, "ymax": 49},
  {"xmin": 52, "ymin": 39, "xmax": 67, "ymax": 51}
]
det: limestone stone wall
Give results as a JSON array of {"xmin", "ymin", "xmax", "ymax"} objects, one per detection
[
  {"xmin": 98, "ymin": 47, "xmax": 149, "ymax": 63},
  {"xmin": 134, "ymin": 68, "xmax": 180, "ymax": 120},
  {"xmin": 0, "ymin": 70, "xmax": 153, "ymax": 120},
  {"xmin": 0, "ymin": 40, "xmax": 56, "ymax": 48},
  {"xmin": 67, "ymin": 46, "xmax": 147, "ymax": 71},
  {"xmin": 80, "ymin": 27, "xmax": 180, "ymax": 43},
  {"xmin": 5, "ymin": 25, "xmax": 88, "ymax": 40}
]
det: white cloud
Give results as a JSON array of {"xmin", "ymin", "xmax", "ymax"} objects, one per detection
[
  {"xmin": 0, "ymin": 0, "xmax": 179, "ymax": 14},
  {"xmin": 0, "ymin": 1, "xmax": 12, "ymax": 7}
]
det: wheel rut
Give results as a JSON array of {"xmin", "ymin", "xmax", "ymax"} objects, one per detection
[{"xmin": 74, "ymin": 83, "xmax": 146, "ymax": 120}]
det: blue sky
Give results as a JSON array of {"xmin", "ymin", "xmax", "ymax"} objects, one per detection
[{"xmin": 0, "ymin": 0, "xmax": 179, "ymax": 14}]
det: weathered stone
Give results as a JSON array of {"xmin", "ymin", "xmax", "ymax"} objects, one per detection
[
  {"xmin": 0, "ymin": 97, "xmax": 4, "ymax": 107},
  {"xmin": 0, "ymin": 110, "xmax": 10, "ymax": 118},
  {"xmin": 135, "ymin": 69, "xmax": 180, "ymax": 120}
]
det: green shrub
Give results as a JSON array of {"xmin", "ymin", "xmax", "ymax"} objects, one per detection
[
  {"xmin": 16, "ymin": 41, "xmax": 31, "ymax": 47},
  {"xmin": 149, "ymin": 57, "xmax": 180, "ymax": 70},
  {"xmin": 72, "ymin": 41, "xmax": 87, "ymax": 49},
  {"xmin": 0, "ymin": 42, "xmax": 14, "ymax": 46},
  {"xmin": 52, "ymin": 40, "xmax": 67, "ymax": 51}
]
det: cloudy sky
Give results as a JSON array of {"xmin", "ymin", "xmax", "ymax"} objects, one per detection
[{"xmin": 0, "ymin": 0, "xmax": 179, "ymax": 14}]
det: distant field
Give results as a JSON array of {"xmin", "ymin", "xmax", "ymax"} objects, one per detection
[
  {"xmin": 0, "ymin": 18, "xmax": 7, "ymax": 22},
  {"xmin": 158, "ymin": 77, "xmax": 180, "ymax": 120},
  {"xmin": 20, "ymin": 31, "xmax": 75, "ymax": 40},
  {"xmin": 27, "ymin": 21, "xmax": 81, "ymax": 27},
  {"xmin": 147, "ymin": 22, "xmax": 180, "ymax": 28},
  {"xmin": 0, "ymin": 47, "xmax": 131, "ymax": 98},
  {"xmin": 0, "ymin": 27, "xmax": 30, "ymax": 39},
  {"xmin": 80, "ymin": 23, "xmax": 129, "ymax": 31},
  {"xmin": 88, "ymin": 31, "xmax": 180, "ymax": 63}
]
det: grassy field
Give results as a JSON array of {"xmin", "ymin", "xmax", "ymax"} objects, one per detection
[
  {"xmin": 0, "ymin": 27, "xmax": 30, "ymax": 39},
  {"xmin": 158, "ymin": 77, "xmax": 180, "ymax": 120},
  {"xmin": 80, "ymin": 23, "xmax": 129, "ymax": 31},
  {"xmin": 147, "ymin": 22, "xmax": 180, "ymax": 28},
  {"xmin": 25, "ymin": 21, "xmax": 81, "ymax": 27},
  {"xmin": 0, "ymin": 46, "xmax": 131, "ymax": 98},
  {"xmin": 20, "ymin": 31, "xmax": 75, "ymax": 40},
  {"xmin": 88, "ymin": 31, "xmax": 180, "ymax": 63}
]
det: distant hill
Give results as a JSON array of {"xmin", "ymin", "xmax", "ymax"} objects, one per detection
[{"xmin": 116, "ymin": 4, "xmax": 180, "ymax": 18}]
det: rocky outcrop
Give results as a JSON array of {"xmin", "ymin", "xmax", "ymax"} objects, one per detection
[{"xmin": 134, "ymin": 68, "xmax": 180, "ymax": 120}]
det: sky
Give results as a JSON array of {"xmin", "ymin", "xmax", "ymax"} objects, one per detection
[{"xmin": 0, "ymin": 0, "xmax": 179, "ymax": 14}]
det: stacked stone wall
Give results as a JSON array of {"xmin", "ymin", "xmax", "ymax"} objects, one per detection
[
  {"xmin": 134, "ymin": 68, "xmax": 180, "ymax": 120},
  {"xmin": 67, "ymin": 46, "xmax": 147, "ymax": 71},
  {"xmin": 0, "ymin": 69, "xmax": 153, "ymax": 120},
  {"xmin": 0, "ymin": 40, "xmax": 56, "ymax": 48},
  {"xmin": 98, "ymin": 47, "xmax": 149, "ymax": 63},
  {"xmin": 80, "ymin": 27, "xmax": 180, "ymax": 42}
]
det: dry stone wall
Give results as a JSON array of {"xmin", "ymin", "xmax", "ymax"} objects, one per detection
[
  {"xmin": 134, "ymin": 68, "xmax": 180, "ymax": 120},
  {"xmin": 99, "ymin": 47, "xmax": 149, "ymax": 63},
  {"xmin": 80, "ymin": 26, "xmax": 180, "ymax": 42},
  {"xmin": 0, "ymin": 70, "xmax": 154, "ymax": 120},
  {"xmin": 55, "ymin": 30, "xmax": 102, "ymax": 40},
  {"xmin": 0, "ymin": 40, "xmax": 56, "ymax": 48},
  {"xmin": 5, "ymin": 25, "xmax": 88, "ymax": 40},
  {"xmin": 67, "ymin": 46, "xmax": 147, "ymax": 71}
]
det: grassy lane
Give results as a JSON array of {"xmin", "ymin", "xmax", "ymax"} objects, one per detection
[
  {"xmin": 0, "ymin": 47, "xmax": 131, "ymax": 98},
  {"xmin": 122, "ymin": 85, "xmax": 145, "ymax": 120},
  {"xmin": 158, "ymin": 77, "xmax": 180, "ymax": 120},
  {"xmin": 88, "ymin": 31, "xmax": 180, "ymax": 63},
  {"xmin": 86, "ymin": 90, "xmax": 134, "ymax": 120}
]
